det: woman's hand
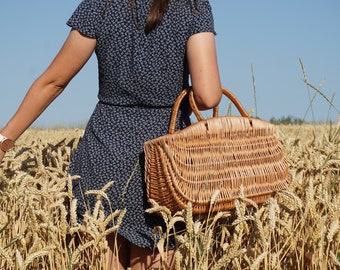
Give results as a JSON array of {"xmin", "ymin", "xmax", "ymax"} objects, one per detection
[{"xmin": 0, "ymin": 149, "xmax": 5, "ymax": 164}]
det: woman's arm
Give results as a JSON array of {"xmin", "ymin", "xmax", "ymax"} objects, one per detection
[
  {"xmin": 0, "ymin": 30, "xmax": 96, "ymax": 161},
  {"xmin": 187, "ymin": 32, "xmax": 222, "ymax": 110}
]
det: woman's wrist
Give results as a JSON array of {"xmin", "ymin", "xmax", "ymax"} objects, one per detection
[{"xmin": 0, "ymin": 133, "xmax": 14, "ymax": 152}]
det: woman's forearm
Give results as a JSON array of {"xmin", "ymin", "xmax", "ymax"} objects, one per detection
[{"xmin": 1, "ymin": 79, "xmax": 65, "ymax": 141}]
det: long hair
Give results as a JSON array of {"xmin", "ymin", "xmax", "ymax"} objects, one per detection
[
  {"xmin": 144, "ymin": 0, "xmax": 170, "ymax": 34},
  {"xmin": 105, "ymin": 0, "xmax": 199, "ymax": 35}
]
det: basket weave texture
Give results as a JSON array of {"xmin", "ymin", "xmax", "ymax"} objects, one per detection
[{"xmin": 144, "ymin": 88, "xmax": 292, "ymax": 214}]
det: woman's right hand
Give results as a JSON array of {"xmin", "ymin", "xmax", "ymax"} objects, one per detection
[{"xmin": 0, "ymin": 149, "xmax": 5, "ymax": 164}]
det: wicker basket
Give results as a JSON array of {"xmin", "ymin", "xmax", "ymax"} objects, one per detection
[{"xmin": 144, "ymin": 87, "xmax": 292, "ymax": 214}]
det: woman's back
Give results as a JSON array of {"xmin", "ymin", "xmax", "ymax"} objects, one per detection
[{"xmin": 67, "ymin": 0, "xmax": 215, "ymax": 107}]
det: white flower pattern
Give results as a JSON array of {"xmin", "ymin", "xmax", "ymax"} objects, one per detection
[{"xmin": 67, "ymin": 0, "xmax": 214, "ymax": 249}]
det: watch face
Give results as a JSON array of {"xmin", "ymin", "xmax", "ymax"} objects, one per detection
[{"xmin": 0, "ymin": 139, "xmax": 14, "ymax": 151}]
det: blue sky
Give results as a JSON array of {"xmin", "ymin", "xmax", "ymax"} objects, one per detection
[{"xmin": 1, "ymin": 0, "xmax": 339, "ymax": 127}]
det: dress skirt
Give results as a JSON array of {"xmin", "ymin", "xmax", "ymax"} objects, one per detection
[{"xmin": 68, "ymin": 101, "xmax": 190, "ymax": 249}]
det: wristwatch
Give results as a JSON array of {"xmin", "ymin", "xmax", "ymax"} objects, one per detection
[{"xmin": 0, "ymin": 134, "xmax": 14, "ymax": 152}]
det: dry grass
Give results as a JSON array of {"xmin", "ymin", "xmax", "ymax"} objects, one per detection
[{"xmin": 0, "ymin": 124, "xmax": 339, "ymax": 269}]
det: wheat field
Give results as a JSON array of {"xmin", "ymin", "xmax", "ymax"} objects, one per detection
[{"xmin": 0, "ymin": 124, "xmax": 339, "ymax": 269}]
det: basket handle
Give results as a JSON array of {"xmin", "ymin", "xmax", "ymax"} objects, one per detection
[{"xmin": 169, "ymin": 87, "xmax": 249, "ymax": 134}]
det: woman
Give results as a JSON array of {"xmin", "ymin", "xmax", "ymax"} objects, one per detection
[{"xmin": 0, "ymin": 0, "xmax": 221, "ymax": 268}]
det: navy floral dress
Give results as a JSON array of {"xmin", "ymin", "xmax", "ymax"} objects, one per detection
[{"xmin": 67, "ymin": 0, "xmax": 215, "ymax": 249}]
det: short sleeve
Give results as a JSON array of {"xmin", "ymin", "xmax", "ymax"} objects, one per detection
[
  {"xmin": 66, "ymin": 0, "xmax": 106, "ymax": 38},
  {"xmin": 188, "ymin": 0, "xmax": 215, "ymax": 36}
]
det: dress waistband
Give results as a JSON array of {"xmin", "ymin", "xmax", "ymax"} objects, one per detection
[
  {"xmin": 98, "ymin": 99, "xmax": 190, "ymax": 112},
  {"xmin": 98, "ymin": 100, "xmax": 175, "ymax": 109}
]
